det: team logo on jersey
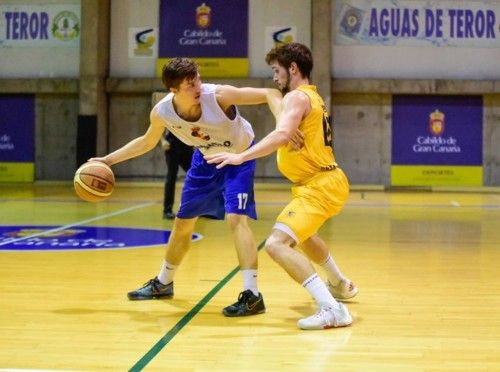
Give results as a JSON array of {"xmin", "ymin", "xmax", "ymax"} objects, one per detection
[
  {"xmin": 197, "ymin": 140, "xmax": 232, "ymax": 151},
  {"xmin": 196, "ymin": 3, "xmax": 211, "ymax": 29},
  {"xmin": 191, "ymin": 126, "xmax": 211, "ymax": 140},
  {"xmin": 287, "ymin": 210, "xmax": 296, "ymax": 218},
  {"xmin": 429, "ymin": 109, "xmax": 445, "ymax": 136}
]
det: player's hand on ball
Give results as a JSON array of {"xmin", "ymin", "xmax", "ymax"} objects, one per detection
[
  {"xmin": 87, "ymin": 157, "xmax": 110, "ymax": 166},
  {"xmin": 204, "ymin": 152, "xmax": 243, "ymax": 169}
]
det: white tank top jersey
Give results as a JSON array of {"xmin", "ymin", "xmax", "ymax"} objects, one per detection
[{"xmin": 150, "ymin": 83, "xmax": 255, "ymax": 156}]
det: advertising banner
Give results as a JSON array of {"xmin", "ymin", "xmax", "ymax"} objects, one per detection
[
  {"xmin": 391, "ymin": 95, "xmax": 483, "ymax": 186},
  {"xmin": 335, "ymin": 0, "xmax": 500, "ymax": 48},
  {"xmin": 129, "ymin": 27, "xmax": 158, "ymax": 59},
  {"xmin": 157, "ymin": 0, "xmax": 249, "ymax": 77},
  {"xmin": 264, "ymin": 26, "xmax": 297, "ymax": 53},
  {"xmin": 0, "ymin": 95, "xmax": 35, "ymax": 182},
  {"xmin": 0, "ymin": 4, "xmax": 80, "ymax": 48}
]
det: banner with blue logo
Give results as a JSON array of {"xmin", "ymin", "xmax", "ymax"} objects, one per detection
[
  {"xmin": 391, "ymin": 95, "xmax": 483, "ymax": 186},
  {"xmin": 157, "ymin": 0, "xmax": 249, "ymax": 77},
  {"xmin": 335, "ymin": 0, "xmax": 500, "ymax": 48},
  {"xmin": 0, "ymin": 95, "xmax": 35, "ymax": 182}
]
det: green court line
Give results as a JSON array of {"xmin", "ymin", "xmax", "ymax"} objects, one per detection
[{"xmin": 129, "ymin": 240, "xmax": 266, "ymax": 371}]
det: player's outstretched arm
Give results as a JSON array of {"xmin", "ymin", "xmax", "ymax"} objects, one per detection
[
  {"xmin": 216, "ymin": 84, "xmax": 281, "ymax": 109},
  {"xmin": 89, "ymin": 110, "xmax": 165, "ymax": 166},
  {"xmin": 265, "ymin": 88, "xmax": 283, "ymax": 120},
  {"xmin": 205, "ymin": 90, "xmax": 307, "ymax": 168},
  {"xmin": 216, "ymin": 85, "xmax": 303, "ymax": 149}
]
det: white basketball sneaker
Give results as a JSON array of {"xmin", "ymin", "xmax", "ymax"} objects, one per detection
[
  {"xmin": 326, "ymin": 278, "xmax": 358, "ymax": 300},
  {"xmin": 297, "ymin": 303, "xmax": 353, "ymax": 330}
]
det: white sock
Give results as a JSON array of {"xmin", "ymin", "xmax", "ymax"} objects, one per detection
[
  {"xmin": 241, "ymin": 269, "xmax": 259, "ymax": 296},
  {"xmin": 302, "ymin": 273, "xmax": 340, "ymax": 309},
  {"xmin": 158, "ymin": 259, "xmax": 178, "ymax": 285},
  {"xmin": 320, "ymin": 254, "xmax": 345, "ymax": 286}
]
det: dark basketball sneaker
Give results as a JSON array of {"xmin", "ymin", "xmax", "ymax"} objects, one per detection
[
  {"xmin": 127, "ymin": 277, "xmax": 173, "ymax": 300},
  {"xmin": 163, "ymin": 211, "xmax": 175, "ymax": 220},
  {"xmin": 223, "ymin": 290, "xmax": 266, "ymax": 317}
]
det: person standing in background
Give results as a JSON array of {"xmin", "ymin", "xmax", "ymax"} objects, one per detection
[{"xmin": 161, "ymin": 129, "xmax": 193, "ymax": 220}]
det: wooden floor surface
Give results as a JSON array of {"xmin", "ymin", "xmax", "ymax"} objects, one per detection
[{"xmin": 1, "ymin": 182, "xmax": 500, "ymax": 371}]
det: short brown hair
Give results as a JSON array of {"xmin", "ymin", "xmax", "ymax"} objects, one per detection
[
  {"xmin": 161, "ymin": 57, "xmax": 198, "ymax": 90},
  {"xmin": 265, "ymin": 42, "xmax": 313, "ymax": 79}
]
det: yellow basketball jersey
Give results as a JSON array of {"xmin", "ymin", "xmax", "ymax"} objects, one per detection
[{"xmin": 277, "ymin": 85, "xmax": 336, "ymax": 184}]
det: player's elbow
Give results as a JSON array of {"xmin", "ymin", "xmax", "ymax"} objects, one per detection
[{"xmin": 275, "ymin": 130, "xmax": 292, "ymax": 146}]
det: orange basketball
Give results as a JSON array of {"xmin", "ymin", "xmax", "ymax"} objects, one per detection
[{"xmin": 74, "ymin": 161, "xmax": 115, "ymax": 202}]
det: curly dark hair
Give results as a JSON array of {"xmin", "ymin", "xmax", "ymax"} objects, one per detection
[
  {"xmin": 265, "ymin": 42, "xmax": 313, "ymax": 79},
  {"xmin": 161, "ymin": 57, "xmax": 198, "ymax": 90}
]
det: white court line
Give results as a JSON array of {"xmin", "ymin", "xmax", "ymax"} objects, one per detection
[
  {"xmin": 450, "ymin": 200, "xmax": 461, "ymax": 207},
  {"xmin": 0, "ymin": 370, "xmax": 78, "ymax": 372},
  {"xmin": 0, "ymin": 202, "xmax": 155, "ymax": 247}
]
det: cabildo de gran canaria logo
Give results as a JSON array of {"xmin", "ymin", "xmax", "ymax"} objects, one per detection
[
  {"xmin": 429, "ymin": 109, "xmax": 445, "ymax": 136},
  {"xmin": 412, "ymin": 109, "xmax": 461, "ymax": 154},
  {"xmin": 52, "ymin": 11, "xmax": 79, "ymax": 41},
  {"xmin": 178, "ymin": 3, "xmax": 226, "ymax": 46},
  {"xmin": 196, "ymin": 2, "xmax": 211, "ymax": 29}
]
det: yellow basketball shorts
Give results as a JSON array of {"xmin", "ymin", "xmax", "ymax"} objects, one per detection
[{"xmin": 275, "ymin": 167, "xmax": 350, "ymax": 243}]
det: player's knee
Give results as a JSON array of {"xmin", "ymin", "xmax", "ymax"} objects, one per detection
[
  {"xmin": 264, "ymin": 235, "xmax": 282, "ymax": 260},
  {"xmin": 172, "ymin": 217, "xmax": 196, "ymax": 235},
  {"xmin": 226, "ymin": 213, "xmax": 247, "ymax": 231},
  {"xmin": 265, "ymin": 230, "xmax": 298, "ymax": 261}
]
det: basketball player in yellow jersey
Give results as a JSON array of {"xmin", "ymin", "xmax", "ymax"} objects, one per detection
[{"xmin": 206, "ymin": 42, "xmax": 358, "ymax": 330}]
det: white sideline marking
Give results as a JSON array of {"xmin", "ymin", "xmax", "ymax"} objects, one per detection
[{"xmin": 0, "ymin": 370, "xmax": 78, "ymax": 372}]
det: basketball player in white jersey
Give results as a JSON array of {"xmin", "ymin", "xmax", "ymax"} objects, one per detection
[{"xmin": 89, "ymin": 57, "xmax": 288, "ymax": 317}]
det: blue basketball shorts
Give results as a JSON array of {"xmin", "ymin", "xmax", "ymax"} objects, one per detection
[{"xmin": 176, "ymin": 149, "xmax": 257, "ymax": 220}]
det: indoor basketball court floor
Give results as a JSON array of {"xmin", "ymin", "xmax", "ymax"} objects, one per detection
[{"xmin": 1, "ymin": 181, "xmax": 499, "ymax": 370}]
